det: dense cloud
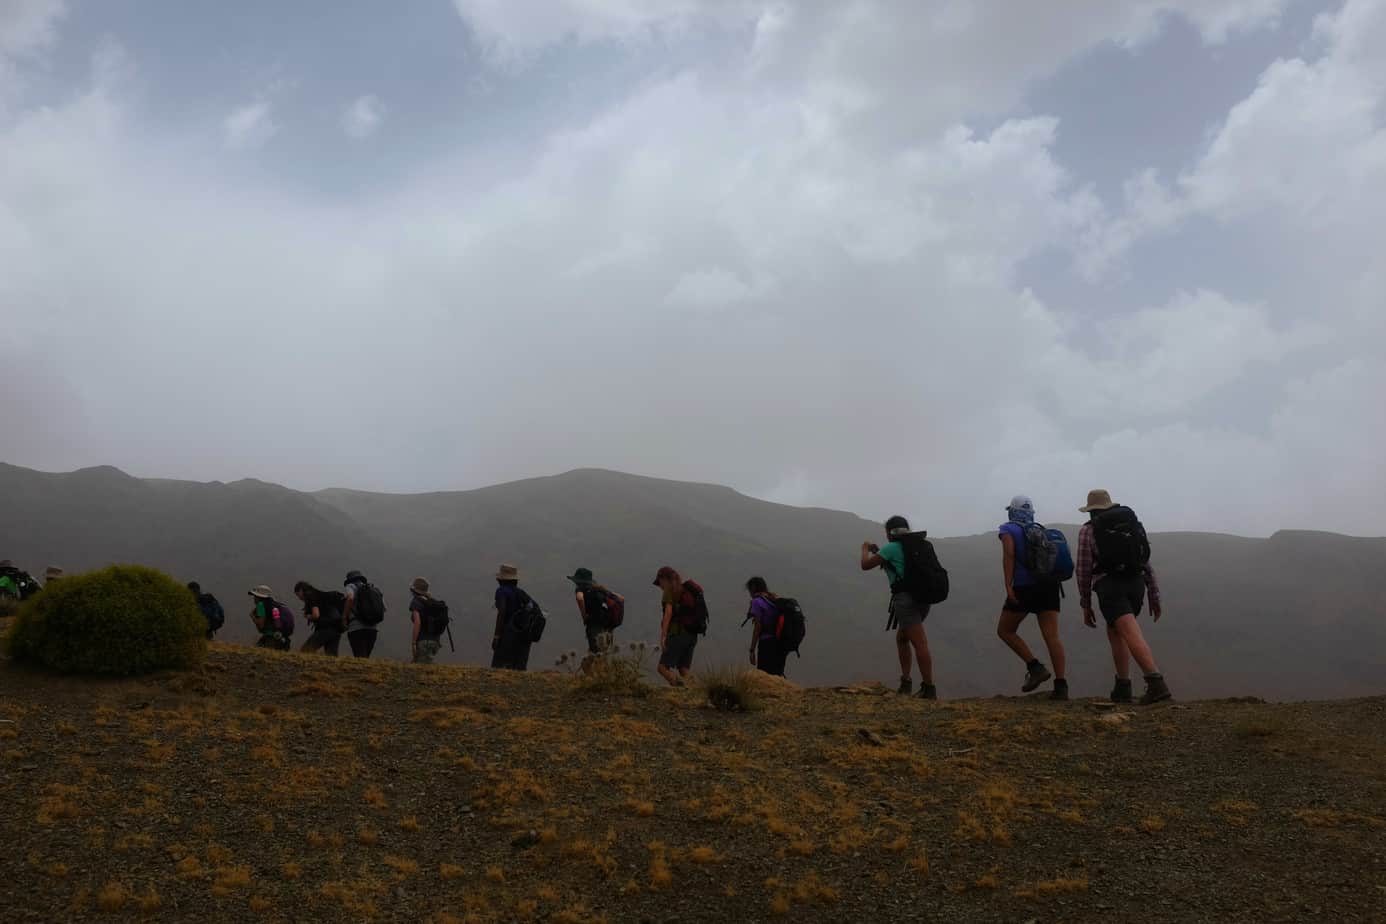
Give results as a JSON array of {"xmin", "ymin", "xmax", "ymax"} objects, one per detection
[{"xmin": 0, "ymin": 0, "xmax": 1382, "ymax": 536}]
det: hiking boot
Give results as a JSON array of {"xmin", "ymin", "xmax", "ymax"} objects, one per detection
[
  {"xmin": 916, "ymin": 683, "xmax": 937, "ymax": 700},
  {"xmin": 1022, "ymin": 662, "xmax": 1052, "ymax": 693},
  {"xmin": 1050, "ymin": 679, "xmax": 1069, "ymax": 702},
  {"xmin": 1110, "ymin": 678, "xmax": 1133, "ymax": 704},
  {"xmin": 897, "ymin": 676, "xmax": 913, "ymax": 695},
  {"xmin": 1139, "ymin": 674, "xmax": 1172, "ymax": 706}
]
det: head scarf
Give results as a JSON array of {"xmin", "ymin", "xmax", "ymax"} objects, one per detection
[{"xmin": 1007, "ymin": 504, "xmax": 1036, "ymax": 527}]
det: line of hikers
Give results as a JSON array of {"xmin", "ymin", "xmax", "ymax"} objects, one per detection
[{"xmin": 8, "ymin": 487, "xmax": 1172, "ymax": 704}]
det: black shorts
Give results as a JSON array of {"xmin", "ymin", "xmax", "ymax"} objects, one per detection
[
  {"xmin": 1095, "ymin": 574, "xmax": 1145, "ymax": 626},
  {"xmin": 660, "ymin": 632, "xmax": 697, "ymax": 671},
  {"xmin": 1003, "ymin": 583, "xmax": 1061, "ymax": 615}
]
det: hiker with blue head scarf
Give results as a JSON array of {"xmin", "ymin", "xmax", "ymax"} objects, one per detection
[{"xmin": 996, "ymin": 495, "xmax": 1069, "ymax": 700}]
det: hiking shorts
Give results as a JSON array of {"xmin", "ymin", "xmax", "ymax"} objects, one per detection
[
  {"xmin": 889, "ymin": 592, "xmax": 929, "ymax": 630},
  {"xmin": 301, "ymin": 628, "xmax": 342, "ymax": 656},
  {"xmin": 660, "ymin": 632, "xmax": 697, "ymax": 671},
  {"xmin": 1003, "ymin": 583, "xmax": 1061, "ymax": 616},
  {"xmin": 1095, "ymin": 574, "xmax": 1145, "ymax": 626},
  {"xmin": 413, "ymin": 639, "xmax": 441, "ymax": 664},
  {"xmin": 756, "ymin": 637, "xmax": 787, "ymax": 677},
  {"xmin": 585, "ymin": 624, "xmax": 613, "ymax": 655}
]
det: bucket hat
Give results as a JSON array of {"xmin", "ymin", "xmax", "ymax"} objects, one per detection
[{"xmin": 496, "ymin": 563, "xmax": 519, "ymax": 582}]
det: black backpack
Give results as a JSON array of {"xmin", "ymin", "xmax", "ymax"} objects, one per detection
[
  {"xmin": 892, "ymin": 532, "xmax": 950, "ymax": 605},
  {"xmin": 677, "ymin": 581, "xmax": 710, "ymax": 635},
  {"xmin": 775, "ymin": 597, "xmax": 806, "ymax": 656},
  {"xmin": 353, "ymin": 583, "xmax": 386, "ymax": 626},
  {"xmin": 198, "ymin": 593, "xmax": 226, "ymax": 633},
  {"xmin": 1092, "ymin": 506, "xmax": 1151, "ymax": 576},
  {"xmin": 0, "ymin": 566, "xmax": 41, "ymax": 601},
  {"xmin": 511, "ymin": 590, "xmax": 547, "ymax": 643},
  {"xmin": 418, "ymin": 598, "xmax": 450, "ymax": 639}
]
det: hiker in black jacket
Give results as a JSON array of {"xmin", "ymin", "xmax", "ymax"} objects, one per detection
[{"xmin": 294, "ymin": 581, "xmax": 344, "ymax": 656}]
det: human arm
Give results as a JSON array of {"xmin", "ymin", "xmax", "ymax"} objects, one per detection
[
  {"xmin": 309, "ymin": 605, "xmax": 321, "ymax": 625},
  {"xmin": 341, "ymin": 589, "xmax": 355, "ymax": 627},
  {"xmin": 411, "ymin": 611, "xmax": 421, "ymax": 652},
  {"xmin": 574, "ymin": 591, "xmax": 587, "ymax": 624},
  {"xmin": 493, "ymin": 600, "xmax": 505, "ymax": 648},
  {"xmin": 748, "ymin": 603, "xmax": 759, "ymax": 664},
  {"xmin": 1000, "ymin": 532, "xmax": 1017, "ymax": 602},
  {"xmin": 860, "ymin": 541, "xmax": 884, "ymax": 571},
  {"xmin": 1076, "ymin": 525, "xmax": 1097, "ymax": 627},
  {"xmin": 660, "ymin": 603, "xmax": 673, "ymax": 649}
]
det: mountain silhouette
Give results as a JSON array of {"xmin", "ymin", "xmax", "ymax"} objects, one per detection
[{"xmin": 2, "ymin": 462, "xmax": 1382, "ymax": 699}]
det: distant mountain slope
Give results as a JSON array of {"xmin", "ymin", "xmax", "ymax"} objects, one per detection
[{"xmin": 2, "ymin": 463, "xmax": 1383, "ymax": 699}]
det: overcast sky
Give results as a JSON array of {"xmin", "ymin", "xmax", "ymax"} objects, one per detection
[{"xmin": 2, "ymin": 0, "xmax": 1383, "ymax": 536}]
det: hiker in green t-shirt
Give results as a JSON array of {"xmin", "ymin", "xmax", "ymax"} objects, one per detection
[{"xmin": 860, "ymin": 515, "xmax": 937, "ymax": 699}]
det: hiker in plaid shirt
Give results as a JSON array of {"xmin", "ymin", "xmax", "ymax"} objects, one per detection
[{"xmin": 1076, "ymin": 489, "xmax": 1172, "ymax": 705}]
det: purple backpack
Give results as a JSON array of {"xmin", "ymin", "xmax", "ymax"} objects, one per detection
[{"xmin": 271, "ymin": 601, "xmax": 295, "ymax": 636}]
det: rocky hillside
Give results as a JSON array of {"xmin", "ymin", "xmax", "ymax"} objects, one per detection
[{"xmin": 0, "ymin": 645, "xmax": 1382, "ymax": 922}]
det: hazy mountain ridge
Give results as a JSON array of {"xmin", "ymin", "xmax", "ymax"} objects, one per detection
[{"xmin": 2, "ymin": 462, "xmax": 1383, "ymax": 699}]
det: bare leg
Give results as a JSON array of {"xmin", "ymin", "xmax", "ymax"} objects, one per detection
[
  {"xmin": 658, "ymin": 664, "xmax": 681, "ymax": 686},
  {"xmin": 996, "ymin": 610, "xmax": 1036, "ymax": 664},
  {"xmin": 1036, "ymin": 611, "xmax": 1066, "ymax": 679},
  {"xmin": 1113, "ymin": 614, "xmax": 1158, "ymax": 675},
  {"xmin": 1106, "ymin": 623, "xmax": 1131, "ymax": 679},
  {"xmin": 905, "ymin": 624, "xmax": 933, "ymax": 686},
  {"xmin": 895, "ymin": 629, "xmax": 912, "ymax": 679}
]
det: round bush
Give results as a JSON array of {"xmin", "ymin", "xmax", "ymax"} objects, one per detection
[{"xmin": 5, "ymin": 564, "xmax": 207, "ymax": 675}]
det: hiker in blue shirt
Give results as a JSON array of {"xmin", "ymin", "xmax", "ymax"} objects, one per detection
[{"xmin": 996, "ymin": 496, "xmax": 1068, "ymax": 700}]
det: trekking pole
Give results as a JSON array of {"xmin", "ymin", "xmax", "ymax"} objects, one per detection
[{"xmin": 445, "ymin": 623, "xmax": 455, "ymax": 653}]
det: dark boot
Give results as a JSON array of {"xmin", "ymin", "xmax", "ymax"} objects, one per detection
[
  {"xmin": 1022, "ymin": 661, "xmax": 1052, "ymax": 693},
  {"xmin": 1140, "ymin": 673, "xmax": 1172, "ymax": 705},
  {"xmin": 1050, "ymin": 679, "xmax": 1069, "ymax": 702},
  {"xmin": 1111, "ymin": 677, "xmax": 1133, "ymax": 704},
  {"xmin": 916, "ymin": 683, "xmax": 937, "ymax": 700},
  {"xmin": 897, "ymin": 676, "xmax": 913, "ymax": 695}
]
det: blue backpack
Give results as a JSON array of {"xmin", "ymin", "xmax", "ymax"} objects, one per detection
[{"xmin": 1022, "ymin": 524, "xmax": 1074, "ymax": 584}]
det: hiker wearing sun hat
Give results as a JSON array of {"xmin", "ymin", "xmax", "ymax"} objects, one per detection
[
  {"xmin": 248, "ymin": 584, "xmax": 293, "ymax": 650},
  {"xmin": 492, "ymin": 564, "xmax": 541, "ymax": 670},
  {"xmin": 1076, "ymin": 490, "xmax": 1172, "ymax": 705},
  {"xmin": 995, "ymin": 495, "xmax": 1070, "ymax": 701},
  {"xmin": 409, "ymin": 577, "xmax": 453, "ymax": 664},
  {"xmin": 568, "ymin": 567, "xmax": 625, "ymax": 659}
]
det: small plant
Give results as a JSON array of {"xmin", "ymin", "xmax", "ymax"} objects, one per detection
[
  {"xmin": 5, "ymin": 565, "xmax": 206, "ymax": 675},
  {"xmin": 698, "ymin": 665, "xmax": 762, "ymax": 712},
  {"xmin": 566, "ymin": 642, "xmax": 657, "ymax": 697}
]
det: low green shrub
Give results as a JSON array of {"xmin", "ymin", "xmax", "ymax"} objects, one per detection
[{"xmin": 5, "ymin": 564, "xmax": 206, "ymax": 675}]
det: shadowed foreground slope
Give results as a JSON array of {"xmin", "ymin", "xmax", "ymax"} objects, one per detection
[{"xmin": 1, "ymin": 646, "xmax": 1383, "ymax": 923}]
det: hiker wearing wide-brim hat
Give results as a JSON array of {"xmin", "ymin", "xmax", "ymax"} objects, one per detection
[
  {"xmin": 491, "ymin": 564, "xmax": 534, "ymax": 672},
  {"xmin": 569, "ymin": 568, "xmax": 623, "ymax": 660},
  {"xmin": 248, "ymin": 585, "xmax": 292, "ymax": 651},
  {"xmin": 1078, "ymin": 489, "xmax": 1118, "ymax": 513},
  {"xmin": 1075, "ymin": 490, "xmax": 1172, "ymax": 706}
]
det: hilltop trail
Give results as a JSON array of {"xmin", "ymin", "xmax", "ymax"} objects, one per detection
[{"xmin": 1, "ymin": 647, "xmax": 1383, "ymax": 922}]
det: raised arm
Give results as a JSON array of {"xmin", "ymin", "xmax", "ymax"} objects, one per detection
[{"xmin": 860, "ymin": 541, "xmax": 884, "ymax": 571}]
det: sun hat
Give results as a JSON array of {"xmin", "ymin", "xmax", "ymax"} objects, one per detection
[
  {"xmin": 44, "ymin": 566, "xmax": 65, "ymax": 581},
  {"xmin": 410, "ymin": 577, "xmax": 430, "ymax": 595},
  {"xmin": 496, "ymin": 563, "xmax": 519, "ymax": 582},
  {"xmin": 343, "ymin": 570, "xmax": 366, "ymax": 586},
  {"xmin": 249, "ymin": 584, "xmax": 274, "ymax": 599},
  {"xmin": 651, "ymin": 565, "xmax": 678, "ymax": 587},
  {"xmin": 567, "ymin": 567, "xmax": 594, "ymax": 588},
  {"xmin": 1079, "ymin": 489, "xmax": 1118, "ymax": 513},
  {"xmin": 1006, "ymin": 495, "xmax": 1033, "ymax": 513}
]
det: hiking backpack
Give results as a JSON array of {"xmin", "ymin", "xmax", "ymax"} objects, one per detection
[
  {"xmin": 1092, "ymin": 506, "xmax": 1151, "ymax": 576},
  {"xmin": 774, "ymin": 597, "xmax": 807, "ymax": 657},
  {"xmin": 418, "ymin": 598, "xmax": 450, "ymax": 639},
  {"xmin": 511, "ymin": 590, "xmax": 547, "ymax": 643},
  {"xmin": 587, "ymin": 589, "xmax": 625, "ymax": 630},
  {"xmin": 677, "ymin": 580, "xmax": 710, "ymax": 635},
  {"xmin": 197, "ymin": 593, "xmax": 226, "ymax": 634},
  {"xmin": 0, "ymin": 566, "xmax": 41, "ymax": 601},
  {"xmin": 1020, "ymin": 523, "xmax": 1075, "ymax": 584},
  {"xmin": 353, "ymin": 583, "xmax": 386, "ymax": 626},
  {"xmin": 271, "ymin": 601, "xmax": 295, "ymax": 636},
  {"xmin": 893, "ymin": 532, "xmax": 950, "ymax": 605}
]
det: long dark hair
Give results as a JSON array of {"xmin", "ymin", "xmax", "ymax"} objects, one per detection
[
  {"xmin": 294, "ymin": 581, "xmax": 342, "ymax": 613},
  {"xmin": 745, "ymin": 576, "xmax": 774, "ymax": 598}
]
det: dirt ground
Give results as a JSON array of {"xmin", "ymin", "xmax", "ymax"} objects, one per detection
[{"xmin": 1, "ymin": 643, "xmax": 1383, "ymax": 923}]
